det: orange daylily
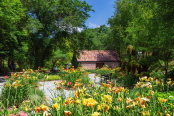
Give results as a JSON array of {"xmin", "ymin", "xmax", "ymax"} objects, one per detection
[
  {"xmin": 126, "ymin": 98, "xmax": 132, "ymax": 104},
  {"xmin": 34, "ymin": 107, "xmax": 41, "ymax": 113},
  {"xmin": 158, "ymin": 98, "xmax": 167, "ymax": 103},
  {"xmin": 64, "ymin": 111, "xmax": 72, "ymax": 115},
  {"xmin": 39, "ymin": 104, "xmax": 49, "ymax": 111}
]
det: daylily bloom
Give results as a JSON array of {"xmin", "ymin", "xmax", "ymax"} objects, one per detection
[
  {"xmin": 148, "ymin": 90, "xmax": 154, "ymax": 95},
  {"xmin": 126, "ymin": 98, "xmax": 132, "ymax": 104},
  {"xmin": 141, "ymin": 111, "xmax": 150, "ymax": 116},
  {"xmin": 97, "ymin": 103, "xmax": 110, "ymax": 112},
  {"xmin": 63, "ymin": 97, "xmax": 75, "ymax": 106},
  {"xmin": 83, "ymin": 98, "xmax": 98, "ymax": 107},
  {"xmin": 158, "ymin": 98, "xmax": 167, "ymax": 103},
  {"xmin": 18, "ymin": 111, "xmax": 28, "ymax": 116},
  {"xmin": 126, "ymin": 105, "xmax": 133, "ymax": 108},
  {"xmin": 112, "ymin": 86, "xmax": 125, "ymax": 93},
  {"xmin": 59, "ymin": 80, "xmax": 66, "ymax": 86},
  {"xmin": 141, "ymin": 97, "xmax": 150, "ymax": 102},
  {"xmin": 102, "ymin": 95, "xmax": 112, "ymax": 103},
  {"xmin": 75, "ymin": 99, "xmax": 81, "ymax": 104},
  {"xmin": 4, "ymin": 76, "xmax": 9, "ymax": 79},
  {"xmin": 117, "ymin": 97, "xmax": 122, "ymax": 102},
  {"xmin": 73, "ymin": 82, "xmax": 83, "ymax": 88},
  {"xmin": 76, "ymin": 78, "xmax": 82, "ymax": 81},
  {"xmin": 52, "ymin": 103, "xmax": 60, "ymax": 110},
  {"xmin": 64, "ymin": 111, "xmax": 72, "ymax": 115},
  {"xmin": 101, "ymin": 83, "xmax": 112, "ymax": 88},
  {"xmin": 39, "ymin": 104, "xmax": 49, "ymax": 111},
  {"xmin": 75, "ymin": 91, "xmax": 80, "ymax": 98},
  {"xmin": 103, "ymin": 103, "xmax": 110, "ymax": 112},
  {"xmin": 67, "ymin": 82, "xmax": 73, "ymax": 85},
  {"xmin": 97, "ymin": 105, "xmax": 102, "ymax": 111},
  {"xmin": 140, "ymin": 76, "xmax": 147, "ymax": 81},
  {"xmin": 12, "ymin": 80, "xmax": 23, "ymax": 88},
  {"xmin": 4, "ymin": 83, "xmax": 11, "ymax": 87},
  {"xmin": 166, "ymin": 114, "xmax": 171, "ymax": 116},
  {"xmin": 34, "ymin": 107, "xmax": 41, "ymax": 113},
  {"xmin": 91, "ymin": 112, "xmax": 100, "ymax": 116}
]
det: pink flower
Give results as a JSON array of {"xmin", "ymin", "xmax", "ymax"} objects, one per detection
[
  {"xmin": 18, "ymin": 111, "xmax": 28, "ymax": 116},
  {"xmin": 5, "ymin": 76, "xmax": 9, "ymax": 79},
  {"xmin": 68, "ymin": 82, "xmax": 73, "ymax": 85},
  {"xmin": 108, "ymin": 82, "xmax": 112, "ymax": 84}
]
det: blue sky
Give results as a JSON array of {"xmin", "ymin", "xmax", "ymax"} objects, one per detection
[{"xmin": 84, "ymin": 0, "xmax": 116, "ymax": 28}]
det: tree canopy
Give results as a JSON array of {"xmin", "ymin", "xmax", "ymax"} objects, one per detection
[
  {"xmin": 0, "ymin": 0, "xmax": 93, "ymax": 70},
  {"xmin": 1, "ymin": 0, "xmax": 174, "ymax": 76},
  {"xmin": 107, "ymin": 0, "xmax": 174, "ymax": 78}
]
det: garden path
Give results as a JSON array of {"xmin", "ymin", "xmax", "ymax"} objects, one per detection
[
  {"xmin": 39, "ymin": 74, "xmax": 101, "ymax": 102},
  {"xmin": 0, "ymin": 74, "xmax": 101, "ymax": 102},
  {"xmin": 0, "ymin": 76, "xmax": 4, "ymax": 93}
]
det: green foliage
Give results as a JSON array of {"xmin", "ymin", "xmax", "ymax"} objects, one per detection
[
  {"xmin": 0, "ymin": 0, "xmax": 28, "ymax": 70},
  {"xmin": 71, "ymin": 52, "xmax": 79, "ymax": 69},
  {"xmin": 117, "ymin": 74, "xmax": 138, "ymax": 86},
  {"xmin": 23, "ymin": 0, "xmax": 93, "ymax": 69},
  {"xmin": 150, "ymin": 70, "xmax": 164, "ymax": 79},
  {"xmin": 86, "ymin": 68, "xmax": 115, "ymax": 76},
  {"xmin": 81, "ymin": 25, "xmax": 111, "ymax": 50},
  {"xmin": 1, "ymin": 68, "xmax": 174, "ymax": 115},
  {"xmin": 45, "ymin": 75, "xmax": 61, "ymax": 81},
  {"xmin": 62, "ymin": 70, "xmax": 89, "ymax": 85},
  {"xmin": 156, "ymin": 91, "xmax": 174, "ymax": 104},
  {"xmin": 0, "ymin": 0, "xmax": 93, "ymax": 70},
  {"xmin": 28, "ymin": 89, "xmax": 45, "ymax": 106},
  {"xmin": 1, "ymin": 72, "xmax": 40, "ymax": 107},
  {"xmin": 108, "ymin": 0, "xmax": 174, "ymax": 79}
]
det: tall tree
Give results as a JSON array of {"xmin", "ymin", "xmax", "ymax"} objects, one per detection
[
  {"xmin": 22, "ymin": 0, "xmax": 93, "ymax": 68},
  {"xmin": 0, "ymin": 0, "xmax": 27, "ymax": 71},
  {"xmin": 107, "ymin": 0, "xmax": 134, "ymax": 58},
  {"xmin": 109, "ymin": 0, "xmax": 174, "ymax": 79}
]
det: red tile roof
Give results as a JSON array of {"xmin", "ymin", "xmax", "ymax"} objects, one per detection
[{"xmin": 77, "ymin": 50, "xmax": 120, "ymax": 62}]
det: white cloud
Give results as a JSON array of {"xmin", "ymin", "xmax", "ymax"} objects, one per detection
[
  {"xmin": 60, "ymin": 26, "xmax": 82, "ymax": 33},
  {"xmin": 88, "ymin": 22, "xmax": 100, "ymax": 28},
  {"xmin": 76, "ymin": 27, "xmax": 83, "ymax": 32}
]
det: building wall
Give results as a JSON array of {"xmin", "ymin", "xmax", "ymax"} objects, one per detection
[
  {"xmin": 81, "ymin": 62, "xmax": 96, "ymax": 70},
  {"xmin": 80, "ymin": 62, "xmax": 120, "ymax": 69}
]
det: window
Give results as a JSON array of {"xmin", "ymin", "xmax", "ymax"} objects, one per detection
[{"xmin": 96, "ymin": 63, "xmax": 104, "ymax": 68}]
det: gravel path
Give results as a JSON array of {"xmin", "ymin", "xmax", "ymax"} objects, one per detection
[
  {"xmin": 39, "ymin": 74, "xmax": 101, "ymax": 101},
  {"xmin": 0, "ymin": 74, "xmax": 101, "ymax": 101}
]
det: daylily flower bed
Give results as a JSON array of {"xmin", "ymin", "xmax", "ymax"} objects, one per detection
[{"xmin": 0, "ymin": 68, "xmax": 174, "ymax": 116}]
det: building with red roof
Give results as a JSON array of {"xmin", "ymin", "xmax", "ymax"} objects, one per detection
[{"xmin": 77, "ymin": 50, "xmax": 120, "ymax": 69}]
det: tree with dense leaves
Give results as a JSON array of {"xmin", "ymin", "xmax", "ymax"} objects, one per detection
[
  {"xmin": 0, "ymin": 0, "xmax": 28, "ymax": 71},
  {"xmin": 21, "ymin": 0, "xmax": 93, "ymax": 69},
  {"xmin": 109, "ymin": 0, "xmax": 174, "ymax": 79}
]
